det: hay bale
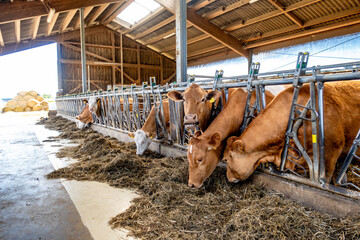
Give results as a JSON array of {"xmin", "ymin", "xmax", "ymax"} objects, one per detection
[
  {"xmin": 23, "ymin": 95, "xmax": 34, "ymax": 101},
  {"xmin": 40, "ymin": 100, "xmax": 48, "ymax": 107},
  {"xmin": 27, "ymin": 99, "xmax": 39, "ymax": 108},
  {"xmin": 13, "ymin": 95, "xmax": 22, "ymax": 101},
  {"xmin": 35, "ymin": 96, "xmax": 44, "ymax": 102},
  {"xmin": 14, "ymin": 106, "xmax": 24, "ymax": 112},
  {"xmin": 18, "ymin": 91, "xmax": 27, "ymax": 97},
  {"xmin": 6, "ymin": 100, "xmax": 17, "ymax": 107},
  {"xmin": 2, "ymin": 107, "xmax": 14, "ymax": 112},
  {"xmin": 42, "ymin": 105, "xmax": 49, "ymax": 111},
  {"xmin": 28, "ymin": 91, "xmax": 38, "ymax": 97},
  {"xmin": 18, "ymin": 99, "xmax": 27, "ymax": 108},
  {"xmin": 33, "ymin": 104, "xmax": 42, "ymax": 111},
  {"xmin": 24, "ymin": 106, "xmax": 32, "ymax": 112}
]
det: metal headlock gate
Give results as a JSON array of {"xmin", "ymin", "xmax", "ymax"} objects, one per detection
[{"xmin": 56, "ymin": 52, "xmax": 360, "ymax": 200}]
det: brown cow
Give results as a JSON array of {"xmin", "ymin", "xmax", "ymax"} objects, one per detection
[
  {"xmin": 224, "ymin": 81, "xmax": 360, "ymax": 183},
  {"xmin": 187, "ymin": 88, "xmax": 275, "ymax": 188},
  {"xmin": 128, "ymin": 100, "xmax": 170, "ymax": 155},
  {"xmin": 75, "ymin": 100, "xmax": 93, "ymax": 129},
  {"xmin": 167, "ymin": 84, "xmax": 223, "ymax": 131},
  {"xmin": 88, "ymin": 96, "xmax": 133, "ymax": 118}
]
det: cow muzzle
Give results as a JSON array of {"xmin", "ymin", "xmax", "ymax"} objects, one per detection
[{"xmin": 184, "ymin": 114, "xmax": 199, "ymax": 125}]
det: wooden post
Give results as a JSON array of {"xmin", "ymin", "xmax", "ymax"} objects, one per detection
[
  {"xmin": 160, "ymin": 55, "xmax": 163, "ymax": 84},
  {"xmin": 111, "ymin": 31, "xmax": 116, "ymax": 86},
  {"xmin": 120, "ymin": 33, "xmax": 124, "ymax": 86},
  {"xmin": 137, "ymin": 45, "xmax": 141, "ymax": 83}
]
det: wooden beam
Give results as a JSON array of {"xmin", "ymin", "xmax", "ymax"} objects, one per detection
[
  {"xmin": 142, "ymin": 23, "xmax": 193, "ymax": 45},
  {"xmin": 103, "ymin": 0, "xmax": 134, "ymax": 25},
  {"xmin": 32, "ymin": 16, "xmax": 41, "ymax": 39},
  {"xmin": 163, "ymin": 72, "xmax": 176, "ymax": 84},
  {"xmin": 124, "ymin": 8, "xmax": 165, "ymax": 34},
  {"xmin": 60, "ymin": 10, "xmax": 77, "ymax": 33},
  {"xmin": 156, "ymin": 0, "xmax": 250, "ymax": 58},
  {"xmin": 74, "ymin": 6, "xmax": 94, "ymax": 29},
  {"xmin": 62, "ymin": 42, "xmax": 113, "ymax": 62},
  {"xmin": 98, "ymin": 2, "xmax": 123, "ymax": 24},
  {"xmin": 204, "ymin": 0, "xmax": 249, "ymax": 20},
  {"xmin": 267, "ymin": 0, "xmax": 303, "ymax": 27},
  {"xmin": 137, "ymin": 45, "xmax": 141, "ymax": 81},
  {"xmin": 161, "ymin": 33, "xmax": 209, "ymax": 53},
  {"xmin": 188, "ymin": 44, "xmax": 226, "ymax": 58},
  {"xmin": 46, "ymin": 12, "xmax": 59, "ymax": 36},
  {"xmin": 225, "ymin": 0, "xmax": 322, "ymax": 31},
  {"xmin": 134, "ymin": 16, "xmax": 175, "ymax": 40},
  {"xmin": 245, "ymin": 17, "xmax": 360, "ymax": 49},
  {"xmin": 0, "ymin": 0, "xmax": 125, "ymax": 24},
  {"xmin": 191, "ymin": 0, "xmax": 216, "ymax": 11},
  {"xmin": 15, "ymin": 20, "xmax": 20, "ymax": 43},
  {"xmin": 0, "ymin": 29, "xmax": 4, "ymax": 47},
  {"xmin": 87, "ymin": 4, "xmax": 110, "ymax": 26},
  {"xmin": 111, "ymin": 32, "xmax": 116, "ymax": 85}
]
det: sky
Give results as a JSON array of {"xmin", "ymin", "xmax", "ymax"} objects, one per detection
[{"xmin": 0, "ymin": 43, "xmax": 58, "ymax": 99}]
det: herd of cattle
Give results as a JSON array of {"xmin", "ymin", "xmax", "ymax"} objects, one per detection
[{"xmin": 74, "ymin": 81, "xmax": 360, "ymax": 188}]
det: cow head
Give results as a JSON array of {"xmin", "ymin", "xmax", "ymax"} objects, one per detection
[
  {"xmin": 187, "ymin": 131, "xmax": 222, "ymax": 188},
  {"xmin": 167, "ymin": 84, "xmax": 222, "ymax": 131},
  {"xmin": 223, "ymin": 137, "xmax": 272, "ymax": 183},
  {"xmin": 88, "ymin": 96, "xmax": 101, "ymax": 117},
  {"xmin": 129, "ymin": 130, "xmax": 153, "ymax": 155},
  {"xmin": 75, "ymin": 119, "xmax": 88, "ymax": 129}
]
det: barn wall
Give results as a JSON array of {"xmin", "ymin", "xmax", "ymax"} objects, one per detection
[{"xmin": 58, "ymin": 27, "xmax": 176, "ymax": 94}]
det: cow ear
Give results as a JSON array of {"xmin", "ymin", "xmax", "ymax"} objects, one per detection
[
  {"xmin": 83, "ymin": 99, "xmax": 88, "ymax": 103},
  {"xmin": 226, "ymin": 136, "xmax": 238, "ymax": 146},
  {"xmin": 167, "ymin": 91, "xmax": 183, "ymax": 102},
  {"xmin": 206, "ymin": 90, "xmax": 222, "ymax": 102},
  {"xmin": 194, "ymin": 130, "xmax": 202, "ymax": 138},
  {"xmin": 189, "ymin": 137, "xmax": 199, "ymax": 145},
  {"xmin": 128, "ymin": 132, "xmax": 135, "ymax": 138},
  {"xmin": 231, "ymin": 140, "xmax": 245, "ymax": 152},
  {"xmin": 208, "ymin": 132, "xmax": 221, "ymax": 150}
]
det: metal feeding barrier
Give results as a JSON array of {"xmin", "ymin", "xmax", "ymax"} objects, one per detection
[{"xmin": 56, "ymin": 52, "xmax": 360, "ymax": 198}]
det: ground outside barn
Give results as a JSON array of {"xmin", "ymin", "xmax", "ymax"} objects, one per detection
[{"xmin": 1, "ymin": 112, "xmax": 360, "ymax": 240}]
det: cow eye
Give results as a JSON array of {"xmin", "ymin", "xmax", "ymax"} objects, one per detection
[
  {"xmin": 201, "ymin": 98, "xmax": 205, "ymax": 102},
  {"xmin": 197, "ymin": 159, "xmax": 203, "ymax": 164}
]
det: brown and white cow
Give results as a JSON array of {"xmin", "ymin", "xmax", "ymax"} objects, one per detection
[
  {"xmin": 187, "ymin": 88, "xmax": 275, "ymax": 188},
  {"xmin": 88, "ymin": 96, "xmax": 133, "ymax": 118},
  {"xmin": 75, "ymin": 100, "xmax": 93, "ymax": 129},
  {"xmin": 224, "ymin": 81, "xmax": 360, "ymax": 183},
  {"xmin": 167, "ymin": 84, "xmax": 223, "ymax": 131},
  {"xmin": 128, "ymin": 100, "xmax": 170, "ymax": 155}
]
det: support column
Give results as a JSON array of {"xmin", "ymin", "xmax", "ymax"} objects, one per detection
[
  {"xmin": 56, "ymin": 43, "xmax": 63, "ymax": 93},
  {"xmin": 175, "ymin": 0, "xmax": 187, "ymax": 83},
  {"xmin": 80, "ymin": 7, "xmax": 87, "ymax": 93},
  {"xmin": 120, "ymin": 33, "xmax": 124, "ymax": 86},
  {"xmin": 248, "ymin": 49, "xmax": 253, "ymax": 74}
]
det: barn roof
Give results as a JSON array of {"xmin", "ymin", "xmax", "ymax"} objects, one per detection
[{"xmin": 0, "ymin": 0, "xmax": 359, "ymax": 66}]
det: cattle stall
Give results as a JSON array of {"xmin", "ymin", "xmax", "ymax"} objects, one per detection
[{"xmin": 56, "ymin": 52, "xmax": 360, "ymax": 214}]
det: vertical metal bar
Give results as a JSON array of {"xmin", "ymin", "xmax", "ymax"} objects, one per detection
[
  {"xmin": 259, "ymin": 85, "xmax": 266, "ymax": 110},
  {"xmin": 56, "ymin": 43, "xmax": 63, "ymax": 92},
  {"xmin": 175, "ymin": 0, "xmax": 187, "ymax": 83},
  {"xmin": 310, "ymin": 81, "xmax": 319, "ymax": 182},
  {"xmin": 317, "ymin": 81, "xmax": 326, "ymax": 183},
  {"xmin": 80, "ymin": 7, "xmax": 87, "ymax": 93}
]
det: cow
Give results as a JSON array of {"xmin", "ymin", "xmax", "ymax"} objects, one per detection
[
  {"xmin": 187, "ymin": 88, "xmax": 275, "ymax": 188},
  {"xmin": 128, "ymin": 100, "xmax": 170, "ymax": 155},
  {"xmin": 88, "ymin": 96, "xmax": 133, "ymax": 118},
  {"xmin": 167, "ymin": 84, "xmax": 223, "ymax": 131},
  {"xmin": 75, "ymin": 100, "xmax": 93, "ymax": 129},
  {"xmin": 224, "ymin": 81, "xmax": 360, "ymax": 184}
]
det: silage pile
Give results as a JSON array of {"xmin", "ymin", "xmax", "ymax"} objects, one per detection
[
  {"xmin": 39, "ymin": 116, "xmax": 360, "ymax": 240},
  {"xmin": 2, "ymin": 91, "xmax": 49, "ymax": 113}
]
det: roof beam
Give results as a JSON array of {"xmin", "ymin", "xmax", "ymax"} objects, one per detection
[
  {"xmin": 98, "ymin": 2, "xmax": 123, "ymax": 24},
  {"xmin": 87, "ymin": 4, "xmax": 111, "ymax": 26},
  {"xmin": 74, "ymin": 6, "xmax": 94, "ymax": 29},
  {"xmin": 156, "ymin": 0, "xmax": 250, "ymax": 58},
  {"xmin": 204, "ymin": 0, "xmax": 249, "ymax": 20},
  {"xmin": 134, "ymin": 16, "xmax": 175, "ymax": 40},
  {"xmin": 32, "ymin": 16, "xmax": 41, "ymax": 39},
  {"xmin": 15, "ymin": 20, "xmax": 20, "ymax": 43},
  {"xmin": 102, "ymin": 0, "xmax": 134, "ymax": 25},
  {"xmin": 225, "ymin": 0, "xmax": 322, "ymax": 31},
  {"xmin": 267, "ymin": 0, "xmax": 303, "ymax": 27},
  {"xmin": 191, "ymin": 0, "xmax": 216, "ymax": 11},
  {"xmin": 0, "ymin": 0, "xmax": 124, "ymax": 24},
  {"xmin": 61, "ymin": 10, "xmax": 78, "ymax": 32},
  {"xmin": 0, "ymin": 29, "xmax": 4, "ymax": 47},
  {"xmin": 124, "ymin": 8, "xmax": 166, "ymax": 34},
  {"xmin": 46, "ymin": 12, "xmax": 59, "ymax": 36}
]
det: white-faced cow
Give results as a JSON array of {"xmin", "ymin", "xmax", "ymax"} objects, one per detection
[
  {"xmin": 75, "ymin": 99, "xmax": 93, "ymax": 129},
  {"xmin": 224, "ymin": 81, "xmax": 360, "ymax": 183}
]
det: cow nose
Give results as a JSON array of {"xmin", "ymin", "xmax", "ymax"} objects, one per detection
[
  {"xmin": 188, "ymin": 182, "xmax": 195, "ymax": 187},
  {"xmin": 184, "ymin": 114, "xmax": 198, "ymax": 123}
]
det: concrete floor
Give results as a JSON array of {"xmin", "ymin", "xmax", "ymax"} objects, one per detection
[{"xmin": 0, "ymin": 112, "xmax": 137, "ymax": 240}]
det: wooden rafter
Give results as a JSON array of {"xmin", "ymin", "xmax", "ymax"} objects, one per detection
[
  {"xmin": 15, "ymin": 20, "xmax": 20, "ymax": 43},
  {"xmin": 32, "ymin": 16, "xmax": 41, "ymax": 39},
  {"xmin": 62, "ymin": 42, "xmax": 113, "ymax": 62},
  {"xmin": 61, "ymin": 10, "xmax": 77, "ymax": 32},
  {"xmin": 204, "ymin": 0, "xmax": 249, "ymax": 20},
  {"xmin": 142, "ymin": 23, "xmax": 193, "ymax": 45},
  {"xmin": 103, "ymin": 0, "xmax": 134, "ymax": 25},
  {"xmin": 134, "ymin": 16, "xmax": 175, "ymax": 40},
  {"xmin": 156, "ymin": 0, "xmax": 250, "ymax": 58},
  {"xmin": 0, "ymin": 0, "xmax": 124, "ymax": 24},
  {"xmin": 267, "ymin": 0, "xmax": 303, "ymax": 27},
  {"xmin": 124, "ymin": 8, "xmax": 166, "ymax": 34},
  {"xmin": 163, "ymin": 72, "xmax": 176, "ymax": 84},
  {"xmin": 225, "ymin": 0, "xmax": 322, "ymax": 31},
  {"xmin": 98, "ymin": 2, "xmax": 123, "ymax": 24},
  {"xmin": 47, "ymin": 12, "xmax": 60, "ymax": 36},
  {"xmin": 87, "ymin": 4, "xmax": 110, "ymax": 26},
  {"xmin": 191, "ymin": 0, "xmax": 216, "ymax": 11},
  {"xmin": 74, "ymin": 6, "xmax": 94, "ymax": 29},
  {"xmin": 0, "ymin": 29, "xmax": 4, "ymax": 47}
]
